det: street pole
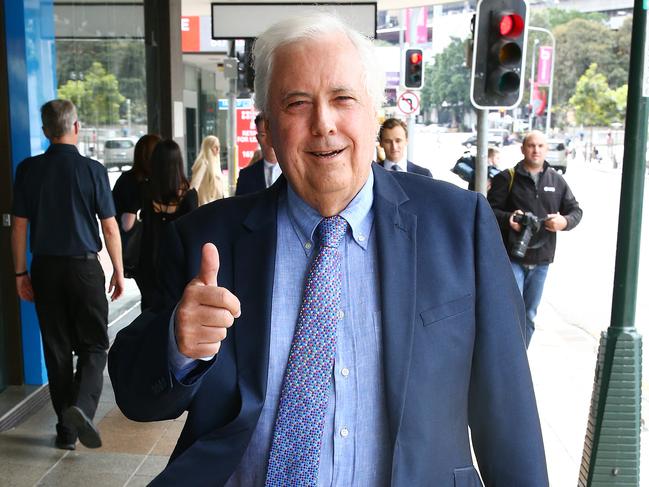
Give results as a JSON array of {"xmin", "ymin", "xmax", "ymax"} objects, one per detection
[
  {"xmin": 226, "ymin": 41, "xmax": 238, "ymax": 197},
  {"xmin": 406, "ymin": 7, "xmax": 418, "ymax": 161},
  {"xmin": 475, "ymin": 109, "xmax": 488, "ymax": 195},
  {"xmin": 527, "ymin": 38, "xmax": 538, "ymax": 131},
  {"xmin": 578, "ymin": 1, "xmax": 646, "ymax": 485}
]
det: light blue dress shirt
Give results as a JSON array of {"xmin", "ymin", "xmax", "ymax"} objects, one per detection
[{"xmin": 171, "ymin": 171, "xmax": 389, "ymax": 486}]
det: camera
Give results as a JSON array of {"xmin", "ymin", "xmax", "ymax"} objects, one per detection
[{"xmin": 511, "ymin": 212, "xmax": 546, "ymax": 258}]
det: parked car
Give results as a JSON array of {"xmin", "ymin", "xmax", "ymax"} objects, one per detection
[
  {"xmin": 546, "ymin": 139, "xmax": 568, "ymax": 173},
  {"xmin": 103, "ymin": 138, "xmax": 135, "ymax": 170},
  {"xmin": 462, "ymin": 132, "xmax": 505, "ymax": 148}
]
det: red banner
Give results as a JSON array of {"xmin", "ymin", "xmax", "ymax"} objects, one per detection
[
  {"xmin": 536, "ymin": 46, "xmax": 553, "ymax": 86},
  {"xmin": 236, "ymin": 107, "xmax": 259, "ymax": 168}
]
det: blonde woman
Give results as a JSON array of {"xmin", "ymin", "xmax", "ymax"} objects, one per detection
[{"xmin": 190, "ymin": 135, "xmax": 226, "ymax": 204}]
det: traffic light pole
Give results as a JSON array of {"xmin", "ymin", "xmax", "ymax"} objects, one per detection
[
  {"xmin": 475, "ymin": 109, "xmax": 489, "ymax": 195},
  {"xmin": 405, "ymin": 8, "xmax": 419, "ymax": 162},
  {"xmin": 579, "ymin": 0, "xmax": 646, "ymax": 484},
  {"xmin": 227, "ymin": 41, "xmax": 238, "ymax": 197}
]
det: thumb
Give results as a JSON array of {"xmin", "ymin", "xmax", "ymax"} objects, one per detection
[{"xmin": 198, "ymin": 243, "xmax": 219, "ymax": 286}]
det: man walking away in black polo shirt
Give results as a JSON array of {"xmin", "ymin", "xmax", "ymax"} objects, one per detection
[{"xmin": 11, "ymin": 99, "xmax": 125, "ymax": 450}]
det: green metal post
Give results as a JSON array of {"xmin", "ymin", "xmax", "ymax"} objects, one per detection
[{"xmin": 579, "ymin": 1, "xmax": 646, "ymax": 485}]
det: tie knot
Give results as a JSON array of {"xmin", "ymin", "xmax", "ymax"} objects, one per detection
[
  {"xmin": 316, "ymin": 216, "xmax": 348, "ymax": 248},
  {"xmin": 391, "ymin": 164, "xmax": 401, "ymax": 172}
]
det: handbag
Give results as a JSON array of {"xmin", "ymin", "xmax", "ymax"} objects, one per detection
[{"xmin": 123, "ymin": 217, "xmax": 143, "ymax": 279}]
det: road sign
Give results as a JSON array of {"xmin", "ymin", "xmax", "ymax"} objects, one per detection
[{"xmin": 397, "ymin": 90, "xmax": 420, "ymax": 115}]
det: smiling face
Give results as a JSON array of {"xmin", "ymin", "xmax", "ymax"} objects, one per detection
[
  {"xmin": 265, "ymin": 33, "xmax": 378, "ymax": 216},
  {"xmin": 380, "ymin": 125, "xmax": 408, "ymax": 163}
]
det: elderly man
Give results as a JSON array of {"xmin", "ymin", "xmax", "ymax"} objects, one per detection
[
  {"xmin": 109, "ymin": 14, "xmax": 547, "ymax": 486},
  {"xmin": 378, "ymin": 117, "xmax": 432, "ymax": 177},
  {"xmin": 488, "ymin": 130, "xmax": 582, "ymax": 347},
  {"xmin": 12, "ymin": 99, "xmax": 124, "ymax": 450},
  {"xmin": 235, "ymin": 114, "xmax": 282, "ymax": 195}
]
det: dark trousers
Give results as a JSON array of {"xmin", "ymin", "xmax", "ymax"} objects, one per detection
[{"xmin": 30, "ymin": 255, "xmax": 109, "ymax": 424}]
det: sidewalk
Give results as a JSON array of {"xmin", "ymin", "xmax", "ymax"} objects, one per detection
[
  {"xmin": 0, "ymin": 296, "xmax": 645, "ymax": 486},
  {"xmin": 528, "ymin": 301, "xmax": 648, "ymax": 486}
]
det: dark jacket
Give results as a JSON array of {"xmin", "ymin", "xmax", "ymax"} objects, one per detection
[
  {"xmin": 108, "ymin": 166, "xmax": 547, "ymax": 486},
  {"xmin": 487, "ymin": 161, "xmax": 582, "ymax": 265},
  {"xmin": 235, "ymin": 160, "xmax": 266, "ymax": 196}
]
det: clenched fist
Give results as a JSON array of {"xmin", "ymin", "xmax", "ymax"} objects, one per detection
[{"xmin": 175, "ymin": 243, "xmax": 241, "ymax": 359}]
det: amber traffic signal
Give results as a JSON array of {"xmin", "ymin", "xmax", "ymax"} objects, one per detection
[{"xmin": 470, "ymin": 0, "xmax": 528, "ymax": 109}]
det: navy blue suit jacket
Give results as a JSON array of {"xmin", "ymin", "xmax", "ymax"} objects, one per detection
[
  {"xmin": 235, "ymin": 160, "xmax": 266, "ymax": 196},
  {"xmin": 407, "ymin": 160, "xmax": 433, "ymax": 177},
  {"xmin": 109, "ymin": 165, "xmax": 548, "ymax": 486}
]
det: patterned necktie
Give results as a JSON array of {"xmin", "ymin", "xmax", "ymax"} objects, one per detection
[{"xmin": 265, "ymin": 215, "xmax": 348, "ymax": 487}]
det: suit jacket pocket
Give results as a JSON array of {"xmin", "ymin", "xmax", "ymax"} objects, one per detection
[
  {"xmin": 454, "ymin": 466, "xmax": 484, "ymax": 487},
  {"xmin": 420, "ymin": 294, "xmax": 473, "ymax": 327}
]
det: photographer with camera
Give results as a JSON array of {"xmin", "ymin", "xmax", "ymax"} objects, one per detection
[{"xmin": 488, "ymin": 130, "xmax": 582, "ymax": 348}]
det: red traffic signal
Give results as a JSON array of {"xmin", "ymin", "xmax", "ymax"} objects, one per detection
[
  {"xmin": 404, "ymin": 48, "xmax": 424, "ymax": 89},
  {"xmin": 470, "ymin": 0, "xmax": 528, "ymax": 109}
]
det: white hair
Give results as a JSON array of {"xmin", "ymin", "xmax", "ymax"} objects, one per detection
[{"xmin": 252, "ymin": 12, "xmax": 385, "ymax": 114}]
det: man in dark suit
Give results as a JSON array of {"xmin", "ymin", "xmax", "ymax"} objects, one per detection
[
  {"xmin": 378, "ymin": 117, "xmax": 432, "ymax": 177},
  {"xmin": 109, "ymin": 13, "xmax": 547, "ymax": 486},
  {"xmin": 235, "ymin": 114, "xmax": 281, "ymax": 195}
]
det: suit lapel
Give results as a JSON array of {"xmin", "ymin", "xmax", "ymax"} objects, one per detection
[
  {"xmin": 372, "ymin": 166, "xmax": 417, "ymax": 445},
  {"xmin": 232, "ymin": 182, "xmax": 281, "ymax": 415}
]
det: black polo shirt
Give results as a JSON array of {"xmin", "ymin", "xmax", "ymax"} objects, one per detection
[{"xmin": 12, "ymin": 143, "xmax": 116, "ymax": 256}]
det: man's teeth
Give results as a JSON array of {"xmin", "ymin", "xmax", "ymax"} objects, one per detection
[{"xmin": 313, "ymin": 149, "xmax": 342, "ymax": 157}]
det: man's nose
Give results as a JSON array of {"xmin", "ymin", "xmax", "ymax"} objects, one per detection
[{"xmin": 310, "ymin": 103, "xmax": 337, "ymax": 136}]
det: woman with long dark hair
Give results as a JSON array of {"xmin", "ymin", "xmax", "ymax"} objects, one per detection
[
  {"xmin": 112, "ymin": 134, "xmax": 161, "ymax": 239},
  {"xmin": 138, "ymin": 139, "xmax": 198, "ymax": 308}
]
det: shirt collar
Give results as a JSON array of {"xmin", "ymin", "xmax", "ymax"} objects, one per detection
[
  {"xmin": 286, "ymin": 170, "xmax": 374, "ymax": 253},
  {"xmin": 264, "ymin": 159, "xmax": 279, "ymax": 170},
  {"xmin": 384, "ymin": 159, "xmax": 406, "ymax": 171},
  {"xmin": 46, "ymin": 143, "xmax": 79, "ymax": 154}
]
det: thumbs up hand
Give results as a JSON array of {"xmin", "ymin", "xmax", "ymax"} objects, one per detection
[{"xmin": 175, "ymin": 243, "xmax": 241, "ymax": 359}]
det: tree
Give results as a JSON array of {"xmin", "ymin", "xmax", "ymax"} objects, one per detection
[
  {"xmin": 57, "ymin": 61, "xmax": 125, "ymax": 125},
  {"xmin": 529, "ymin": 8, "xmax": 605, "ymax": 30},
  {"xmin": 569, "ymin": 63, "xmax": 618, "ymax": 127},
  {"xmin": 421, "ymin": 38, "xmax": 470, "ymax": 127},
  {"xmin": 84, "ymin": 62, "xmax": 125, "ymax": 125},
  {"xmin": 554, "ymin": 19, "xmax": 619, "ymax": 106}
]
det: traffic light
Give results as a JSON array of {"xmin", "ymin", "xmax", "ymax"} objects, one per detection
[
  {"xmin": 470, "ymin": 0, "xmax": 528, "ymax": 109},
  {"xmin": 236, "ymin": 39, "xmax": 255, "ymax": 94},
  {"xmin": 403, "ymin": 48, "xmax": 424, "ymax": 89}
]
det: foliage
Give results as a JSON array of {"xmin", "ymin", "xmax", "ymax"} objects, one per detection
[
  {"xmin": 56, "ymin": 40, "xmax": 146, "ymax": 123},
  {"xmin": 57, "ymin": 62, "xmax": 125, "ymax": 125},
  {"xmin": 553, "ymin": 19, "xmax": 620, "ymax": 107},
  {"xmin": 421, "ymin": 38, "xmax": 470, "ymax": 126},
  {"xmin": 529, "ymin": 8, "xmax": 606, "ymax": 30},
  {"xmin": 569, "ymin": 64, "xmax": 625, "ymax": 126}
]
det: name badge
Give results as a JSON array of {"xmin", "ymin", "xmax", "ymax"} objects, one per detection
[{"xmin": 543, "ymin": 186, "xmax": 556, "ymax": 192}]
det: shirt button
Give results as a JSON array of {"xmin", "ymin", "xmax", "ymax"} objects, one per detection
[
  {"xmin": 358, "ymin": 234, "xmax": 366, "ymax": 242},
  {"xmin": 304, "ymin": 241, "xmax": 312, "ymax": 250},
  {"xmin": 340, "ymin": 427, "xmax": 349, "ymax": 438},
  {"xmin": 341, "ymin": 367, "xmax": 350, "ymax": 377},
  {"xmin": 338, "ymin": 310, "xmax": 345, "ymax": 319}
]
